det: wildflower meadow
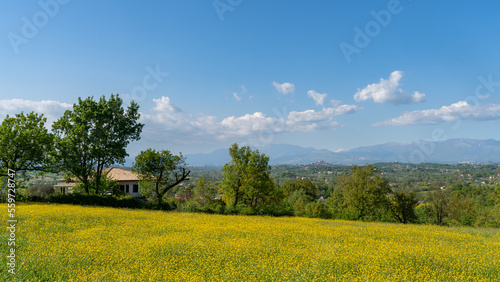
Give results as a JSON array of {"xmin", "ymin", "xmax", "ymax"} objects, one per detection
[{"xmin": 1, "ymin": 204, "xmax": 499, "ymax": 281}]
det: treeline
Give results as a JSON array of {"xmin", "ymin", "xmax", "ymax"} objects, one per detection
[{"xmin": 173, "ymin": 145, "xmax": 500, "ymax": 228}]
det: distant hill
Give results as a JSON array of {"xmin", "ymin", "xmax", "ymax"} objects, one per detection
[{"xmin": 185, "ymin": 139, "xmax": 500, "ymax": 166}]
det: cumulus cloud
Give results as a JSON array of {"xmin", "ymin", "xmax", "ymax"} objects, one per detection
[
  {"xmin": 354, "ymin": 71, "xmax": 426, "ymax": 105},
  {"xmin": 375, "ymin": 101, "xmax": 500, "ymax": 126},
  {"xmin": 0, "ymin": 99, "xmax": 72, "ymax": 115},
  {"xmin": 142, "ymin": 96, "xmax": 360, "ymax": 144},
  {"xmin": 152, "ymin": 96, "xmax": 181, "ymax": 113},
  {"xmin": 286, "ymin": 104, "xmax": 360, "ymax": 131},
  {"xmin": 0, "ymin": 99, "xmax": 72, "ymax": 125},
  {"xmin": 286, "ymin": 109, "xmax": 341, "ymax": 132},
  {"xmin": 272, "ymin": 81, "xmax": 295, "ymax": 95},
  {"xmin": 307, "ymin": 90, "xmax": 327, "ymax": 106},
  {"xmin": 221, "ymin": 112, "xmax": 284, "ymax": 138}
]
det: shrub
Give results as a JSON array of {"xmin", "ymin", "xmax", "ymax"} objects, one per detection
[
  {"xmin": 197, "ymin": 199, "xmax": 226, "ymax": 214},
  {"xmin": 144, "ymin": 199, "xmax": 176, "ymax": 211},
  {"xmin": 180, "ymin": 200, "xmax": 199, "ymax": 213},
  {"xmin": 260, "ymin": 201, "xmax": 294, "ymax": 217},
  {"xmin": 304, "ymin": 201, "xmax": 330, "ymax": 219},
  {"xmin": 415, "ymin": 204, "xmax": 433, "ymax": 224},
  {"xmin": 46, "ymin": 193, "xmax": 145, "ymax": 209},
  {"xmin": 239, "ymin": 206, "xmax": 257, "ymax": 216},
  {"xmin": 28, "ymin": 184, "xmax": 55, "ymax": 198}
]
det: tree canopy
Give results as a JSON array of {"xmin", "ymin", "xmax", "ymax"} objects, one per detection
[
  {"xmin": 0, "ymin": 112, "xmax": 54, "ymax": 179},
  {"xmin": 52, "ymin": 94, "xmax": 143, "ymax": 194},
  {"xmin": 389, "ymin": 191, "xmax": 418, "ymax": 224},
  {"xmin": 132, "ymin": 148, "xmax": 190, "ymax": 205},
  {"xmin": 281, "ymin": 179, "xmax": 318, "ymax": 199},
  {"xmin": 337, "ymin": 165, "xmax": 392, "ymax": 219},
  {"xmin": 220, "ymin": 143, "xmax": 275, "ymax": 208}
]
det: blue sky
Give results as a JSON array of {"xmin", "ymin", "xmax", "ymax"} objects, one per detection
[{"xmin": 2, "ymin": 0, "xmax": 500, "ymax": 158}]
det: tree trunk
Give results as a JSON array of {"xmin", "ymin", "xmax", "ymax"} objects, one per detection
[
  {"xmin": 156, "ymin": 181, "xmax": 163, "ymax": 206},
  {"xmin": 233, "ymin": 191, "xmax": 238, "ymax": 206},
  {"xmin": 83, "ymin": 179, "xmax": 90, "ymax": 194},
  {"xmin": 233, "ymin": 179, "xmax": 240, "ymax": 206}
]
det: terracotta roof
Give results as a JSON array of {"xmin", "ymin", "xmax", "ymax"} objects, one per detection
[
  {"xmin": 103, "ymin": 167, "xmax": 139, "ymax": 182},
  {"xmin": 54, "ymin": 182, "xmax": 77, "ymax": 188},
  {"xmin": 54, "ymin": 168, "xmax": 139, "ymax": 187}
]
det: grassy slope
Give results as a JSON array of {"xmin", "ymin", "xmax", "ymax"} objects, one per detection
[{"xmin": 1, "ymin": 204, "xmax": 499, "ymax": 281}]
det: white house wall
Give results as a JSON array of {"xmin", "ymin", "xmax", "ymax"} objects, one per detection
[{"xmin": 118, "ymin": 181, "xmax": 141, "ymax": 197}]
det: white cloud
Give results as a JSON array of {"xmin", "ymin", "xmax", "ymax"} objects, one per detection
[
  {"xmin": 354, "ymin": 71, "xmax": 426, "ymax": 105},
  {"xmin": 272, "ymin": 81, "xmax": 295, "ymax": 95},
  {"xmin": 286, "ymin": 109, "xmax": 341, "ymax": 132},
  {"xmin": 307, "ymin": 90, "xmax": 327, "ymax": 106},
  {"xmin": 0, "ymin": 99, "xmax": 72, "ymax": 115},
  {"xmin": 221, "ymin": 112, "xmax": 284, "ymax": 137},
  {"xmin": 231, "ymin": 85, "xmax": 247, "ymax": 102},
  {"xmin": 142, "ymin": 96, "xmax": 360, "ymax": 144},
  {"xmin": 233, "ymin": 92, "xmax": 242, "ymax": 102},
  {"xmin": 375, "ymin": 101, "xmax": 500, "ymax": 126},
  {"xmin": 0, "ymin": 96, "xmax": 362, "ymax": 147},
  {"xmin": 0, "ymin": 99, "xmax": 72, "ymax": 125},
  {"xmin": 286, "ymin": 104, "xmax": 360, "ymax": 132},
  {"xmin": 152, "ymin": 96, "xmax": 181, "ymax": 113}
]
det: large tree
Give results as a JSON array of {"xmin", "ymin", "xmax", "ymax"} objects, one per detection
[
  {"xmin": 132, "ymin": 149, "xmax": 190, "ymax": 205},
  {"xmin": 337, "ymin": 165, "xmax": 392, "ymax": 219},
  {"xmin": 389, "ymin": 191, "xmax": 418, "ymax": 224},
  {"xmin": 281, "ymin": 179, "xmax": 318, "ymax": 199},
  {"xmin": 52, "ymin": 94, "xmax": 143, "ymax": 194},
  {"xmin": 0, "ymin": 112, "xmax": 54, "ymax": 179},
  {"xmin": 427, "ymin": 188, "xmax": 449, "ymax": 225},
  {"xmin": 220, "ymin": 143, "xmax": 275, "ymax": 208}
]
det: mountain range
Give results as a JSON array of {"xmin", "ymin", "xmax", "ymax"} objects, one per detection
[{"xmin": 185, "ymin": 138, "xmax": 500, "ymax": 166}]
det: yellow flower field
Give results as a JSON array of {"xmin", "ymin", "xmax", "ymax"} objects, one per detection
[{"xmin": 1, "ymin": 204, "xmax": 499, "ymax": 281}]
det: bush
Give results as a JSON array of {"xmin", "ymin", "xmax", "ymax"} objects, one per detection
[
  {"xmin": 260, "ymin": 202, "xmax": 294, "ymax": 217},
  {"xmin": 27, "ymin": 195, "xmax": 45, "ymax": 202},
  {"xmin": 28, "ymin": 184, "xmax": 55, "ymax": 198},
  {"xmin": 224, "ymin": 204, "xmax": 241, "ymax": 215},
  {"xmin": 474, "ymin": 206, "xmax": 500, "ymax": 228},
  {"xmin": 211, "ymin": 200, "xmax": 226, "ymax": 214},
  {"xmin": 197, "ymin": 200, "xmax": 226, "ymax": 214},
  {"xmin": 304, "ymin": 201, "xmax": 330, "ymax": 219},
  {"xmin": 415, "ymin": 204, "xmax": 433, "ymax": 224},
  {"xmin": 46, "ymin": 193, "xmax": 145, "ymax": 209},
  {"xmin": 239, "ymin": 206, "xmax": 257, "ymax": 216},
  {"xmin": 180, "ymin": 200, "xmax": 199, "ymax": 213},
  {"xmin": 144, "ymin": 199, "xmax": 176, "ymax": 211}
]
